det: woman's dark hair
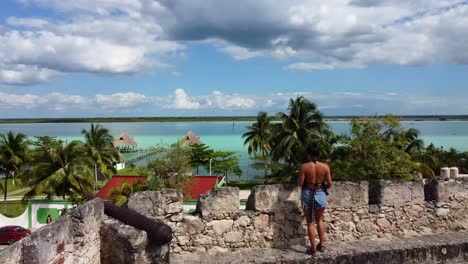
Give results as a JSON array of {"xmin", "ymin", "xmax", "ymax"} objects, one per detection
[{"xmin": 307, "ymin": 143, "xmax": 320, "ymax": 161}]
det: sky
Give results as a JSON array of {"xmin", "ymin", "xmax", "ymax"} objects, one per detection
[{"xmin": 0, "ymin": 0, "xmax": 468, "ymax": 117}]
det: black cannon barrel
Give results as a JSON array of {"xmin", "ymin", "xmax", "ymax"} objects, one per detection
[{"xmin": 85, "ymin": 194, "xmax": 172, "ymax": 246}]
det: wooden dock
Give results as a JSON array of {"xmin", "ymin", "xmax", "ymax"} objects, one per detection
[{"xmin": 124, "ymin": 149, "xmax": 160, "ymax": 165}]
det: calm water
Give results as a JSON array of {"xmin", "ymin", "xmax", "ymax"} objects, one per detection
[{"xmin": 1, "ymin": 121, "xmax": 468, "ymax": 181}]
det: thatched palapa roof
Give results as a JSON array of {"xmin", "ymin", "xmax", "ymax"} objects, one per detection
[
  {"xmin": 179, "ymin": 131, "xmax": 202, "ymax": 147},
  {"xmin": 114, "ymin": 131, "xmax": 137, "ymax": 147}
]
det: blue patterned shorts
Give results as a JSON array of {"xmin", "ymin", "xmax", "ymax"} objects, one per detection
[{"xmin": 301, "ymin": 188, "xmax": 327, "ymax": 223}]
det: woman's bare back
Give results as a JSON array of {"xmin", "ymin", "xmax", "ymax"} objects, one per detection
[{"xmin": 298, "ymin": 161, "xmax": 332, "ymax": 189}]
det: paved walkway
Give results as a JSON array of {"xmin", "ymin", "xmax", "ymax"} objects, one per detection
[
  {"xmin": 171, "ymin": 231, "xmax": 468, "ymax": 263},
  {"xmin": 7, "ymin": 187, "xmax": 31, "ymax": 196}
]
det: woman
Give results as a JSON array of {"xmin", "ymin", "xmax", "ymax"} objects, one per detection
[
  {"xmin": 46, "ymin": 215, "xmax": 52, "ymax": 224},
  {"xmin": 297, "ymin": 143, "xmax": 332, "ymax": 255}
]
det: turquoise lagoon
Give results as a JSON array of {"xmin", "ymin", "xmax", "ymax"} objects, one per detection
[{"xmin": 1, "ymin": 121, "xmax": 468, "ymax": 181}]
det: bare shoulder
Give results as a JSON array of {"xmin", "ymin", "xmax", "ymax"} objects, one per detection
[{"xmin": 318, "ymin": 161, "xmax": 330, "ymax": 169}]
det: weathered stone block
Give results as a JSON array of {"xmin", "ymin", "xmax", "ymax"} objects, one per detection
[
  {"xmin": 249, "ymin": 184, "xmax": 300, "ymax": 213},
  {"xmin": 181, "ymin": 215, "xmax": 205, "ymax": 235},
  {"xmin": 0, "ymin": 198, "xmax": 104, "ymax": 264},
  {"xmin": 195, "ymin": 187, "xmax": 239, "ymax": 217},
  {"xmin": 234, "ymin": 215, "xmax": 251, "ymax": 227},
  {"xmin": 225, "ymin": 231, "xmax": 244, "ymax": 243},
  {"xmin": 253, "ymin": 214, "xmax": 269, "ymax": 230},
  {"xmin": 330, "ymin": 181, "xmax": 368, "ymax": 207},
  {"xmin": 438, "ymin": 180, "xmax": 468, "ymax": 202},
  {"xmin": 207, "ymin": 219, "xmax": 233, "ymax": 235},
  {"xmin": 128, "ymin": 190, "xmax": 184, "ymax": 221},
  {"xmin": 373, "ymin": 180, "xmax": 424, "ymax": 207},
  {"xmin": 100, "ymin": 218, "xmax": 170, "ymax": 264}
]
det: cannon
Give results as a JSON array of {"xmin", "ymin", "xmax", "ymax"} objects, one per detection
[{"xmin": 84, "ymin": 194, "xmax": 172, "ymax": 246}]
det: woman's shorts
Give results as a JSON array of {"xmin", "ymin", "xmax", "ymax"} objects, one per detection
[{"xmin": 301, "ymin": 188, "xmax": 327, "ymax": 210}]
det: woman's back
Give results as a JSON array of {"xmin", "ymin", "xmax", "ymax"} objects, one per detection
[{"xmin": 299, "ymin": 161, "xmax": 332, "ymax": 189}]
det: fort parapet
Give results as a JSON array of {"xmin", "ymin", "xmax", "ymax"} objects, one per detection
[
  {"xmin": 126, "ymin": 179, "xmax": 468, "ymax": 254},
  {"xmin": 0, "ymin": 178, "xmax": 466, "ymax": 263}
]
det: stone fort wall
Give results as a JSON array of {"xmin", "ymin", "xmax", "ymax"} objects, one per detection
[
  {"xmin": 0, "ymin": 198, "xmax": 169, "ymax": 264},
  {"xmin": 127, "ymin": 179, "xmax": 468, "ymax": 254},
  {"xmin": 0, "ymin": 179, "xmax": 465, "ymax": 263}
]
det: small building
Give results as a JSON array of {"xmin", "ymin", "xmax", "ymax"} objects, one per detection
[
  {"xmin": 185, "ymin": 176, "xmax": 225, "ymax": 200},
  {"xmin": 114, "ymin": 131, "xmax": 138, "ymax": 152},
  {"xmin": 96, "ymin": 175, "xmax": 147, "ymax": 200},
  {"xmin": 179, "ymin": 131, "xmax": 202, "ymax": 147},
  {"xmin": 95, "ymin": 175, "xmax": 225, "ymax": 201}
]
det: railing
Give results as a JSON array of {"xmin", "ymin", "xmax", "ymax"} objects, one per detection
[{"xmin": 124, "ymin": 148, "xmax": 160, "ymax": 165}]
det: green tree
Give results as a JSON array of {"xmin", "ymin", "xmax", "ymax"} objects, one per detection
[
  {"xmin": 243, "ymin": 112, "xmax": 274, "ymax": 180},
  {"xmin": 188, "ymin": 144, "xmax": 213, "ymax": 174},
  {"xmin": 210, "ymin": 151, "xmax": 242, "ymax": 182},
  {"xmin": 23, "ymin": 140, "xmax": 94, "ymax": 199},
  {"xmin": 0, "ymin": 131, "xmax": 29, "ymax": 214},
  {"xmin": 32, "ymin": 136, "xmax": 63, "ymax": 153},
  {"xmin": 146, "ymin": 145, "xmax": 192, "ymax": 190},
  {"xmin": 81, "ymin": 123, "xmax": 122, "ymax": 179},
  {"xmin": 331, "ymin": 116, "xmax": 417, "ymax": 181},
  {"xmin": 272, "ymin": 96, "xmax": 326, "ymax": 164}
]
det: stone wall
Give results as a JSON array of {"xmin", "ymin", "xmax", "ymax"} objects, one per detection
[
  {"xmin": 0, "ymin": 198, "xmax": 104, "ymax": 264},
  {"xmin": 0, "ymin": 198, "xmax": 171, "ymax": 264},
  {"xmin": 128, "ymin": 179, "xmax": 468, "ymax": 254},
  {"xmin": 100, "ymin": 218, "xmax": 170, "ymax": 264}
]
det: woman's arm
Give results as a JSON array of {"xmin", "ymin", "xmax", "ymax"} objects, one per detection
[
  {"xmin": 297, "ymin": 165, "xmax": 305, "ymax": 188},
  {"xmin": 325, "ymin": 165, "xmax": 333, "ymax": 188}
]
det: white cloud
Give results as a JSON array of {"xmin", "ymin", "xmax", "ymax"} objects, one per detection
[
  {"xmin": 95, "ymin": 92, "xmax": 147, "ymax": 109},
  {"xmin": 285, "ymin": 62, "xmax": 337, "ymax": 71},
  {"xmin": 0, "ymin": 92, "xmax": 47, "ymax": 109},
  {"xmin": 6, "ymin": 17, "xmax": 49, "ymax": 28},
  {"xmin": 0, "ymin": 31, "xmax": 147, "ymax": 73},
  {"xmin": 0, "ymin": 65, "xmax": 61, "ymax": 85},
  {"xmin": 2, "ymin": 0, "xmax": 468, "ymax": 86},
  {"xmin": 172, "ymin": 89, "xmax": 200, "ymax": 109},
  {"xmin": 205, "ymin": 90, "xmax": 256, "ymax": 109},
  {"xmin": 0, "ymin": 89, "xmax": 467, "ymax": 117}
]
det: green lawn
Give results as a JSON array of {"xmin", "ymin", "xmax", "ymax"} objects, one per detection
[
  {"xmin": 0, "ymin": 201, "xmax": 28, "ymax": 218},
  {"xmin": 0, "ymin": 178, "xmax": 26, "ymax": 194}
]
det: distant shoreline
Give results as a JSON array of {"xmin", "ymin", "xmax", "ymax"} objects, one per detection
[{"xmin": 1, "ymin": 115, "xmax": 468, "ymax": 124}]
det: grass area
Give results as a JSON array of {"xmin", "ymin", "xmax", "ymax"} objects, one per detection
[
  {"xmin": 0, "ymin": 178, "xmax": 26, "ymax": 194},
  {"xmin": 0, "ymin": 201, "xmax": 28, "ymax": 218},
  {"xmin": 226, "ymin": 180, "xmax": 262, "ymax": 190}
]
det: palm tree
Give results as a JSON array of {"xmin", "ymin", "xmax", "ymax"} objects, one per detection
[
  {"xmin": 0, "ymin": 131, "xmax": 29, "ymax": 214},
  {"xmin": 81, "ymin": 124, "xmax": 122, "ymax": 179},
  {"xmin": 23, "ymin": 140, "xmax": 94, "ymax": 199},
  {"xmin": 108, "ymin": 180, "xmax": 146, "ymax": 206},
  {"xmin": 243, "ymin": 112, "xmax": 274, "ymax": 179},
  {"xmin": 402, "ymin": 128, "xmax": 425, "ymax": 155},
  {"xmin": 272, "ymin": 96, "xmax": 326, "ymax": 163}
]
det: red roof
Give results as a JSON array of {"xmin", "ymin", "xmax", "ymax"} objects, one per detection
[
  {"xmin": 96, "ymin": 175, "xmax": 147, "ymax": 200},
  {"xmin": 96, "ymin": 175, "xmax": 224, "ymax": 201}
]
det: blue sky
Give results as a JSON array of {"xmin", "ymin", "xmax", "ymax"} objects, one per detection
[{"xmin": 1, "ymin": 0, "xmax": 468, "ymax": 117}]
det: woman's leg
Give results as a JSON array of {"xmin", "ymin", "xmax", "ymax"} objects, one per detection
[
  {"xmin": 315, "ymin": 208, "xmax": 326, "ymax": 247},
  {"xmin": 303, "ymin": 207, "xmax": 316, "ymax": 252}
]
